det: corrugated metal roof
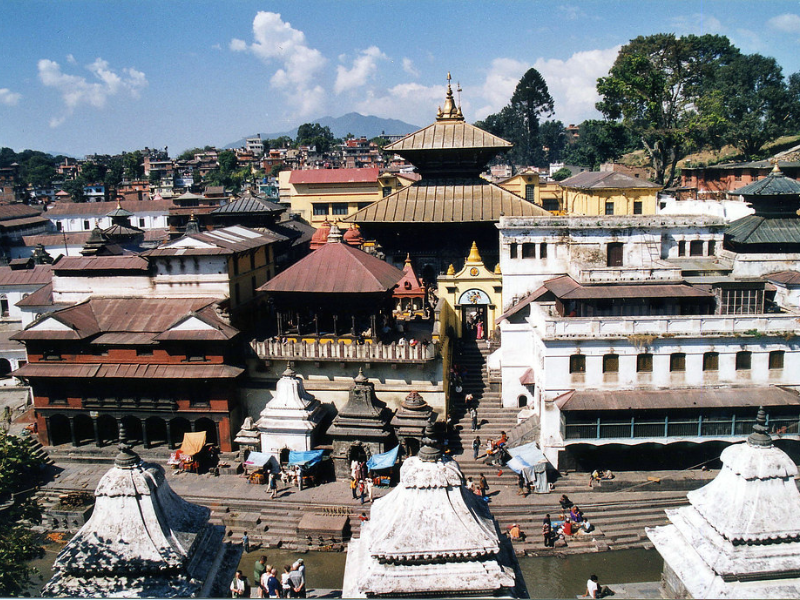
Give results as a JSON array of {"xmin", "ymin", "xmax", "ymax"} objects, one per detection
[
  {"xmin": 385, "ymin": 121, "xmax": 512, "ymax": 152},
  {"xmin": 0, "ymin": 216, "xmax": 49, "ymax": 230},
  {"xmin": 556, "ymin": 386, "xmax": 800, "ymax": 412},
  {"xmin": 89, "ymin": 333, "xmax": 158, "ymax": 346},
  {"xmin": 0, "ymin": 264, "xmax": 52, "ymax": 286},
  {"xmin": 53, "ymin": 255, "xmax": 150, "ymax": 272},
  {"xmin": 726, "ymin": 216, "xmax": 800, "ymax": 245},
  {"xmin": 13, "ymin": 362, "xmax": 243, "ymax": 379},
  {"xmin": 731, "ymin": 169, "xmax": 800, "ymax": 196},
  {"xmin": 344, "ymin": 179, "xmax": 549, "ymax": 223},
  {"xmin": 15, "ymin": 283, "xmax": 52, "ymax": 307},
  {"xmin": 559, "ymin": 171, "xmax": 661, "ymax": 190},
  {"xmin": 23, "ymin": 232, "xmax": 93, "ymax": 246},
  {"xmin": 212, "ymin": 196, "xmax": 285, "ymax": 214},
  {"xmin": 289, "ymin": 167, "xmax": 379, "ymax": 185},
  {"xmin": 766, "ymin": 270, "xmax": 800, "ymax": 286},
  {"xmin": 259, "ymin": 241, "xmax": 404, "ymax": 294},
  {"xmin": 543, "ymin": 275, "xmax": 712, "ymax": 299},
  {"xmin": 0, "ymin": 204, "xmax": 43, "ymax": 220},
  {"xmin": 45, "ymin": 200, "xmax": 175, "ymax": 216},
  {"xmin": 145, "ymin": 225, "xmax": 278, "ymax": 256}
]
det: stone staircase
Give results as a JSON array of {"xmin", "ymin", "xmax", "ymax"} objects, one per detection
[
  {"xmin": 23, "ymin": 433, "xmax": 55, "ymax": 467},
  {"xmin": 448, "ymin": 339, "xmax": 521, "ymax": 488}
]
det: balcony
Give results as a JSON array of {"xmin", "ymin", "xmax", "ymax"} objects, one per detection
[{"xmin": 251, "ymin": 338, "xmax": 438, "ymax": 363}]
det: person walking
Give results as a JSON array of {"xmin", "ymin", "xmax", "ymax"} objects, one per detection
[
  {"xmin": 366, "ymin": 476, "xmax": 374, "ymax": 502},
  {"xmin": 242, "ymin": 531, "xmax": 250, "ymax": 554},
  {"xmin": 268, "ymin": 471, "xmax": 278, "ymax": 499},
  {"xmin": 469, "ymin": 406, "xmax": 478, "ymax": 431},
  {"xmin": 542, "ymin": 516, "xmax": 553, "ymax": 548},
  {"xmin": 359, "ymin": 479, "xmax": 366, "ymax": 504},
  {"xmin": 472, "ymin": 436, "xmax": 481, "ymax": 460},
  {"xmin": 350, "ymin": 477, "xmax": 358, "ymax": 499},
  {"xmin": 479, "ymin": 473, "xmax": 488, "ymax": 497}
]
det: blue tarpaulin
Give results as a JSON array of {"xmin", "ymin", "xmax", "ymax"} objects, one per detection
[
  {"xmin": 287, "ymin": 449, "xmax": 325, "ymax": 467},
  {"xmin": 366, "ymin": 445, "xmax": 400, "ymax": 471},
  {"xmin": 244, "ymin": 451, "xmax": 271, "ymax": 467},
  {"xmin": 506, "ymin": 442, "xmax": 551, "ymax": 494}
]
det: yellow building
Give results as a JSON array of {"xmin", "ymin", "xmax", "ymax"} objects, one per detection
[
  {"xmin": 559, "ymin": 171, "xmax": 661, "ymax": 216},
  {"xmin": 496, "ymin": 169, "xmax": 563, "ymax": 213},
  {"xmin": 436, "ymin": 242, "xmax": 502, "ymax": 341},
  {"xmin": 278, "ymin": 167, "xmax": 415, "ymax": 226}
]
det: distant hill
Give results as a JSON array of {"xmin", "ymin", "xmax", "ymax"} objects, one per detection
[{"xmin": 224, "ymin": 112, "xmax": 421, "ymax": 149}]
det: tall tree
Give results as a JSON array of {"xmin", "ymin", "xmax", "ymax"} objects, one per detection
[
  {"xmin": 564, "ymin": 120, "xmax": 637, "ymax": 170},
  {"xmin": 122, "ymin": 151, "xmax": 144, "ymax": 181},
  {"xmin": 296, "ymin": 123, "xmax": 335, "ymax": 154},
  {"xmin": 597, "ymin": 33, "xmax": 739, "ymax": 187},
  {"xmin": 510, "ymin": 68, "xmax": 555, "ymax": 166},
  {"xmin": 539, "ymin": 120, "xmax": 567, "ymax": 164}
]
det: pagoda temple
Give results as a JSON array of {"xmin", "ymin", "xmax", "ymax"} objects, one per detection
[
  {"xmin": 390, "ymin": 390, "xmax": 435, "ymax": 456},
  {"xmin": 43, "ymin": 432, "xmax": 234, "ymax": 598},
  {"xmin": 342, "ymin": 422, "xmax": 525, "ymax": 597},
  {"xmin": 647, "ymin": 408, "xmax": 800, "ymax": 598},
  {"xmin": 327, "ymin": 369, "xmax": 394, "ymax": 478},
  {"xmin": 345, "ymin": 73, "xmax": 548, "ymax": 278}
]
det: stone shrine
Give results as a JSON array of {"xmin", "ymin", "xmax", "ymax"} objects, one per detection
[
  {"xmin": 256, "ymin": 365, "xmax": 325, "ymax": 461},
  {"xmin": 390, "ymin": 390, "xmax": 435, "ymax": 456},
  {"xmin": 342, "ymin": 422, "xmax": 525, "ymax": 597},
  {"xmin": 42, "ymin": 432, "xmax": 234, "ymax": 597},
  {"xmin": 327, "ymin": 369, "xmax": 393, "ymax": 478},
  {"xmin": 647, "ymin": 408, "xmax": 800, "ymax": 598}
]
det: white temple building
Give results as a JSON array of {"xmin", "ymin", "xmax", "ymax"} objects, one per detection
[
  {"xmin": 42, "ymin": 433, "xmax": 234, "ymax": 597},
  {"xmin": 647, "ymin": 408, "xmax": 800, "ymax": 598},
  {"xmin": 342, "ymin": 422, "xmax": 525, "ymax": 598},
  {"xmin": 256, "ymin": 365, "xmax": 324, "ymax": 461}
]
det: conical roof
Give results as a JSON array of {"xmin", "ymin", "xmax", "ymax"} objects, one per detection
[
  {"xmin": 256, "ymin": 366, "xmax": 323, "ymax": 432},
  {"xmin": 393, "ymin": 255, "xmax": 425, "ymax": 298},
  {"xmin": 734, "ymin": 164, "xmax": 800, "ymax": 196}
]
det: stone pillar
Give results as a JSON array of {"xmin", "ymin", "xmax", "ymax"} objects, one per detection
[
  {"xmin": 166, "ymin": 420, "xmax": 174, "ymax": 449},
  {"xmin": 92, "ymin": 417, "xmax": 101, "ymax": 447},
  {"xmin": 190, "ymin": 420, "xmax": 197, "ymax": 432},
  {"xmin": 215, "ymin": 420, "xmax": 221, "ymax": 448},
  {"xmin": 44, "ymin": 416, "xmax": 53, "ymax": 447},
  {"xmin": 142, "ymin": 419, "xmax": 149, "ymax": 449},
  {"xmin": 68, "ymin": 417, "xmax": 77, "ymax": 446}
]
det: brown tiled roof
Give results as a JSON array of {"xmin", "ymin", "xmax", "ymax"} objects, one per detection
[
  {"xmin": 15, "ymin": 283, "xmax": 53, "ymax": 307},
  {"xmin": 766, "ymin": 271, "xmax": 800, "ymax": 286},
  {"xmin": 13, "ymin": 363, "xmax": 243, "ymax": 379},
  {"xmin": 0, "ymin": 204, "xmax": 42, "ymax": 220},
  {"xmin": 23, "ymin": 232, "xmax": 93, "ymax": 246},
  {"xmin": 289, "ymin": 167, "xmax": 379, "ymax": 185},
  {"xmin": 89, "ymin": 332, "xmax": 158, "ymax": 346},
  {"xmin": 385, "ymin": 121, "xmax": 511, "ymax": 152},
  {"xmin": 344, "ymin": 179, "xmax": 549, "ymax": 223},
  {"xmin": 559, "ymin": 171, "xmax": 661, "ymax": 190},
  {"xmin": 0, "ymin": 216, "xmax": 49, "ymax": 230},
  {"xmin": 53, "ymin": 255, "xmax": 150, "ymax": 272},
  {"xmin": 0, "ymin": 264, "xmax": 52, "ymax": 286},
  {"xmin": 556, "ymin": 386, "xmax": 800, "ymax": 412},
  {"xmin": 543, "ymin": 275, "xmax": 711, "ymax": 300},
  {"xmin": 259, "ymin": 241, "xmax": 404, "ymax": 294},
  {"xmin": 45, "ymin": 200, "xmax": 175, "ymax": 216}
]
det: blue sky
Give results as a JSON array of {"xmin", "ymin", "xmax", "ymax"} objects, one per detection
[{"xmin": 3, "ymin": 1, "xmax": 800, "ymax": 157}]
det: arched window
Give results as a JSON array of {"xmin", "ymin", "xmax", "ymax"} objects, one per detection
[{"xmin": 0, "ymin": 295, "xmax": 8, "ymax": 317}]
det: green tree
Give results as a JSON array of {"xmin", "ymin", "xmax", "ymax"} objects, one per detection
[
  {"xmin": 79, "ymin": 161, "xmax": 106, "ymax": 184},
  {"xmin": 0, "ymin": 430, "xmax": 45, "ymax": 596},
  {"xmin": 177, "ymin": 147, "xmax": 206, "ymax": 161},
  {"xmin": 711, "ymin": 54, "xmax": 793, "ymax": 159},
  {"xmin": 122, "ymin": 151, "xmax": 144, "ymax": 180},
  {"xmin": 564, "ymin": 120, "xmax": 637, "ymax": 170},
  {"xmin": 296, "ymin": 123, "xmax": 335, "ymax": 154},
  {"xmin": 552, "ymin": 167, "xmax": 573, "ymax": 181},
  {"xmin": 597, "ymin": 33, "xmax": 740, "ymax": 187},
  {"xmin": 104, "ymin": 156, "xmax": 124, "ymax": 189},
  {"xmin": 270, "ymin": 164, "xmax": 284, "ymax": 178},
  {"xmin": 217, "ymin": 150, "xmax": 237, "ymax": 174},
  {"xmin": 540, "ymin": 120, "xmax": 567, "ymax": 163},
  {"xmin": 510, "ymin": 68, "xmax": 555, "ymax": 166},
  {"xmin": 61, "ymin": 179, "xmax": 85, "ymax": 202}
]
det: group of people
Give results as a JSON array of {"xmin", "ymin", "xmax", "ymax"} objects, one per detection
[
  {"xmin": 541, "ymin": 495, "xmax": 594, "ymax": 548},
  {"xmin": 349, "ymin": 460, "xmax": 375, "ymax": 504},
  {"xmin": 231, "ymin": 555, "xmax": 307, "ymax": 598},
  {"xmin": 449, "ymin": 362, "xmax": 468, "ymax": 394},
  {"xmin": 466, "ymin": 473, "xmax": 489, "ymax": 499},
  {"xmin": 589, "ymin": 469, "xmax": 615, "ymax": 487}
]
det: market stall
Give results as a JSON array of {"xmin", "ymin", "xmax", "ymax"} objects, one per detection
[
  {"xmin": 287, "ymin": 449, "xmax": 329, "ymax": 489},
  {"xmin": 243, "ymin": 451, "xmax": 279, "ymax": 484},
  {"xmin": 168, "ymin": 431, "xmax": 206, "ymax": 473},
  {"xmin": 506, "ymin": 442, "xmax": 551, "ymax": 494},
  {"xmin": 366, "ymin": 445, "xmax": 400, "ymax": 486}
]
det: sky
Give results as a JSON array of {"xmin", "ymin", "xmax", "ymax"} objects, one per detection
[{"xmin": 3, "ymin": 0, "xmax": 800, "ymax": 158}]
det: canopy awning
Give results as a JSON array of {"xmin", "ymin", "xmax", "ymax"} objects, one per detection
[
  {"xmin": 287, "ymin": 449, "xmax": 325, "ymax": 467},
  {"xmin": 366, "ymin": 445, "xmax": 400, "ymax": 471},
  {"xmin": 506, "ymin": 442, "xmax": 550, "ymax": 494},
  {"xmin": 179, "ymin": 431, "xmax": 206, "ymax": 457},
  {"xmin": 244, "ymin": 451, "xmax": 271, "ymax": 468}
]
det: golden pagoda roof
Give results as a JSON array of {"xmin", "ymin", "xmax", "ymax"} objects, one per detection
[{"xmin": 344, "ymin": 178, "xmax": 549, "ymax": 224}]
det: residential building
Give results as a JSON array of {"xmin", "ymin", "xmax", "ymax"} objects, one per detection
[
  {"xmin": 559, "ymin": 171, "xmax": 661, "ymax": 216},
  {"xmin": 680, "ymin": 159, "xmax": 800, "ymax": 200},
  {"xmin": 246, "ymin": 135, "xmax": 265, "ymax": 157},
  {"xmin": 45, "ymin": 200, "xmax": 173, "ymax": 233}
]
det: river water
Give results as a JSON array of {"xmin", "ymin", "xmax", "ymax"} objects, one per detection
[{"xmin": 238, "ymin": 547, "xmax": 664, "ymax": 598}]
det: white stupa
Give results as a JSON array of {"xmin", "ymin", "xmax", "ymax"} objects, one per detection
[
  {"xmin": 342, "ymin": 422, "xmax": 524, "ymax": 598},
  {"xmin": 647, "ymin": 407, "xmax": 800, "ymax": 598},
  {"xmin": 43, "ymin": 430, "xmax": 232, "ymax": 597},
  {"xmin": 256, "ymin": 365, "xmax": 324, "ymax": 459}
]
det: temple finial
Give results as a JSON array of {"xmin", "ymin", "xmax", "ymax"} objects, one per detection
[
  {"xmin": 417, "ymin": 419, "xmax": 442, "ymax": 462},
  {"xmin": 747, "ymin": 406, "xmax": 773, "ymax": 448},
  {"xmin": 114, "ymin": 422, "xmax": 140, "ymax": 469}
]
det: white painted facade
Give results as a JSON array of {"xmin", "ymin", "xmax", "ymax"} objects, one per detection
[
  {"xmin": 46, "ymin": 206, "xmax": 169, "ymax": 233},
  {"xmin": 495, "ymin": 215, "xmax": 800, "ymax": 467}
]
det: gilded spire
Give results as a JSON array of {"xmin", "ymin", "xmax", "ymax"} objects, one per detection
[
  {"xmin": 436, "ymin": 72, "xmax": 464, "ymax": 122},
  {"xmin": 466, "ymin": 241, "xmax": 482, "ymax": 264}
]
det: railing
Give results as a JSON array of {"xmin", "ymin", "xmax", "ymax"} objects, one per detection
[
  {"xmin": 535, "ymin": 309, "xmax": 800, "ymax": 340},
  {"xmin": 251, "ymin": 338, "xmax": 437, "ymax": 363}
]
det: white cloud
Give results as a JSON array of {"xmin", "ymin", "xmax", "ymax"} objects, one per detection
[
  {"xmin": 669, "ymin": 13, "xmax": 724, "ymax": 35},
  {"xmin": 38, "ymin": 57, "xmax": 148, "ymax": 126},
  {"xmin": 474, "ymin": 58, "xmax": 528, "ymax": 119},
  {"xmin": 66, "ymin": 54, "xmax": 76, "ymax": 65},
  {"xmin": 402, "ymin": 58, "xmax": 419, "ymax": 77},
  {"xmin": 230, "ymin": 11, "xmax": 327, "ymax": 117},
  {"xmin": 355, "ymin": 82, "xmax": 444, "ymax": 125},
  {"xmin": 532, "ymin": 46, "xmax": 620, "ymax": 125},
  {"xmin": 0, "ymin": 88, "xmax": 22, "ymax": 106},
  {"xmin": 335, "ymin": 46, "xmax": 387, "ymax": 94},
  {"xmin": 769, "ymin": 13, "xmax": 800, "ymax": 33}
]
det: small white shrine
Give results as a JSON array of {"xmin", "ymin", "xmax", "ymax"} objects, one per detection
[
  {"xmin": 342, "ymin": 422, "xmax": 524, "ymax": 598},
  {"xmin": 256, "ymin": 365, "xmax": 324, "ymax": 460},
  {"xmin": 647, "ymin": 407, "xmax": 800, "ymax": 598},
  {"xmin": 43, "ymin": 433, "xmax": 232, "ymax": 597}
]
